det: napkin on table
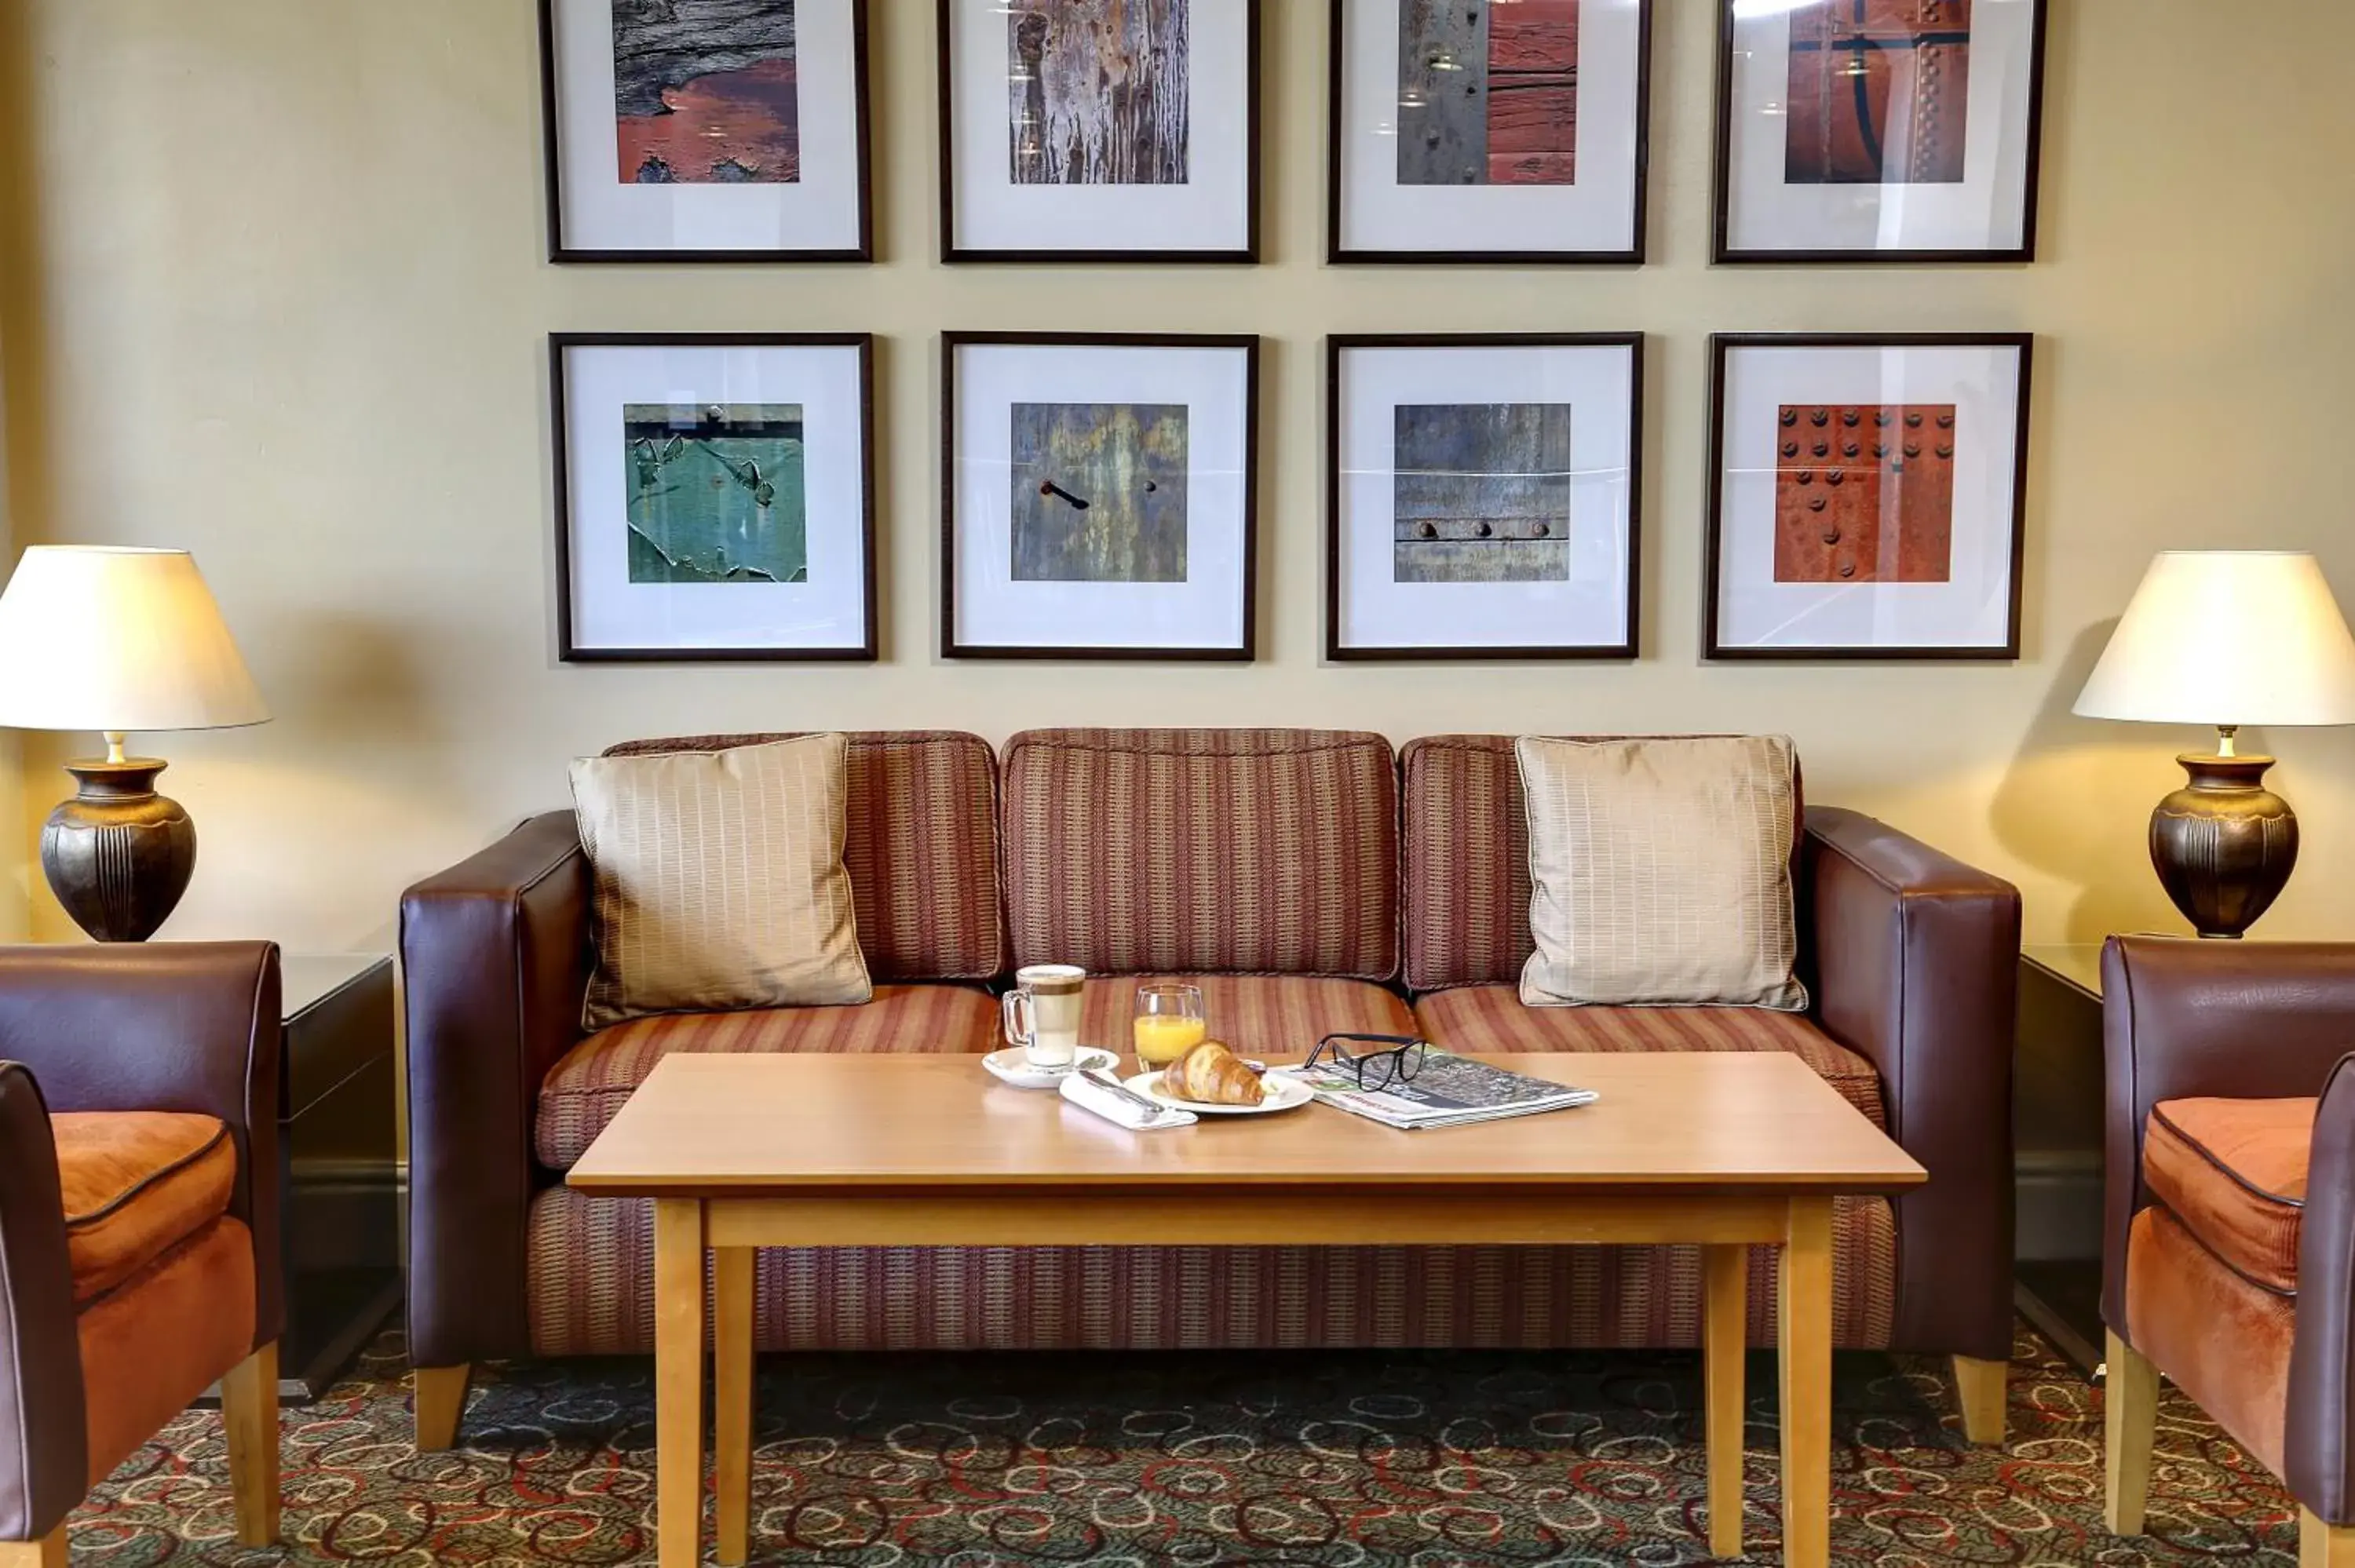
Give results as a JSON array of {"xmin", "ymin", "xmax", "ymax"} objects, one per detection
[{"xmin": 1058, "ymin": 1070, "xmax": 1198, "ymax": 1130}]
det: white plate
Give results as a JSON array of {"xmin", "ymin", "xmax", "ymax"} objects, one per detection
[
  {"xmin": 984, "ymin": 1045, "xmax": 1119, "ymax": 1091},
  {"xmin": 1124, "ymin": 1068, "xmax": 1313, "ymax": 1116}
]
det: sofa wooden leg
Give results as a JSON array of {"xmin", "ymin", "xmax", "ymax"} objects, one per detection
[
  {"xmin": 221, "ymin": 1340, "xmax": 281, "ymax": 1546},
  {"xmin": 0, "ymin": 1529, "xmax": 67, "ymax": 1567},
  {"xmin": 2304, "ymin": 1508, "xmax": 2355, "ymax": 1567},
  {"xmin": 2105, "ymin": 1329, "xmax": 2159, "ymax": 1535},
  {"xmin": 414, "ymin": 1363, "xmax": 473, "ymax": 1452},
  {"xmin": 1952, "ymin": 1354, "xmax": 2007, "ymax": 1445}
]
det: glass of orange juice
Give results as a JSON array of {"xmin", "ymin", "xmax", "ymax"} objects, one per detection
[{"xmin": 1132, "ymin": 983, "xmax": 1207, "ymax": 1080}]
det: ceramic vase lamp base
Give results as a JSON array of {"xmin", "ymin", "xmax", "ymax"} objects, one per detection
[
  {"xmin": 40, "ymin": 729, "xmax": 197, "ymax": 943},
  {"xmin": 2149, "ymin": 724, "xmax": 2297, "ymax": 940}
]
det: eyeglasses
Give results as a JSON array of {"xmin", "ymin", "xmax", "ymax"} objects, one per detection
[{"xmin": 1303, "ymin": 1033, "xmax": 1429, "ymax": 1092}]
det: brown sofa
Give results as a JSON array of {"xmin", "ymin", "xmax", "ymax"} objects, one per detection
[{"xmin": 403, "ymin": 727, "xmax": 2020, "ymax": 1449}]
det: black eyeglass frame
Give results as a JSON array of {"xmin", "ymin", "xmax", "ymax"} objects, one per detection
[{"xmin": 1303, "ymin": 1033, "xmax": 1430, "ymax": 1092}]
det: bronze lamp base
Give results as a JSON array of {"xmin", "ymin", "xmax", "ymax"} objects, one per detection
[
  {"xmin": 2149, "ymin": 735, "xmax": 2297, "ymax": 939},
  {"xmin": 40, "ymin": 745, "xmax": 197, "ymax": 943}
]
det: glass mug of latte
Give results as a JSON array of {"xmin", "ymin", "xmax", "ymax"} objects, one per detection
[{"xmin": 1002, "ymin": 964, "xmax": 1086, "ymax": 1068}]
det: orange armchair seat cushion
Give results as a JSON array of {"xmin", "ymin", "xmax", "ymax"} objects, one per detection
[
  {"xmin": 2143, "ymin": 1096, "xmax": 2313, "ymax": 1295},
  {"xmin": 53, "ymin": 1110, "xmax": 238, "ymax": 1303}
]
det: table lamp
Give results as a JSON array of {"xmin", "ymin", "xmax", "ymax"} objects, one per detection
[
  {"xmin": 0, "ymin": 547, "xmax": 269, "ymax": 941},
  {"xmin": 2073, "ymin": 550, "xmax": 2355, "ymax": 939}
]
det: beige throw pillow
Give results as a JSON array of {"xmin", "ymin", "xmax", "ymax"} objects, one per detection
[
  {"xmin": 571, "ymin": 733, "xmax": 871, "ymax": 1029},
  {"xmin": 1516, "ymin": 735, "xmax": 1807, "ymax": 1011}
]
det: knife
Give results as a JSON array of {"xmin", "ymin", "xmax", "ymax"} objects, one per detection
[{"xmin": 1084, "ymin": 1068, "xmax": 1178, "ymax": 1121}]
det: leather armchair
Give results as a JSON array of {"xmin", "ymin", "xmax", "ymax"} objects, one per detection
[
  {"xmin": 0, "ymin": 943, "xmax": 283, "ymax": 1565},
  {"xmin": 400, "ymin": 812, "xmax": 592, "ymax": 1449},
  {"xmin": 1802, "ymin": 806, "xmax": 2021, "ymax": 1439},
  {"xmin": 2101, "ymin": 935, "xmax": 2355, "ymax": 1563}
]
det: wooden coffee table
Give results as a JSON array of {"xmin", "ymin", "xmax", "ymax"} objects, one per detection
[{"xmin": 568, "ymin": 1051, "xmax": 1924, "ymax": 1568}]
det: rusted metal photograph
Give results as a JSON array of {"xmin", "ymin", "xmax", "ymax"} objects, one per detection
[
  {"xmin": 1784, "ymin": 0, "xmax": 1970, "ymax": 185},
  {"xmin": 1009, "ymin": 402, "xmax": 1191, "ymax": 582},
  {"xmin": 612, "ymin": 0, "xmax": 801, "ymax": 185},
  {"xmin": 1773, "ymin": 403, "xmax": 1955, "ymax": 584}
]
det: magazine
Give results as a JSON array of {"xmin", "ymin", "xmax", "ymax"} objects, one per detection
[{"xmin": 1275, "ymin": 1049, "xmax": 1597, "ymax": 1130}]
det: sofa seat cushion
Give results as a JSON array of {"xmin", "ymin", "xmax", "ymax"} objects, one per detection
[
  {"xmin": 52, "ymin": 1111, "xmax": 236, "ymax": 1304},
  {"xmin": 535, "ymin": 984, "xmax": 1002, "ymax": 1168},
  {"xmin": 1076, "ymin": 975, "xmax": 1416, "ymax": 1065},
  {"xmin": 2144, "ymin": 1096, "xmax": 2312, "ymax": 1296},
  {"xmin": 1412, "ymin": 986, "xmax": 1886, "ymax": 1129}
]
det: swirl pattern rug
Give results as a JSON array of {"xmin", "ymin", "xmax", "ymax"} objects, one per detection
[{"xmin": 78, "ymin": 1322, "xmax": 2301, "ymax": 1564}]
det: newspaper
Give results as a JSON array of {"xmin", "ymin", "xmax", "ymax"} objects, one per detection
[{"xmin": 1276, "ymin": 1049, "xmax": 1597, "ymax": 1131}]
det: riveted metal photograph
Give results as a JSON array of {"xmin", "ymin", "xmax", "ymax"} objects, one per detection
[
  {"xmin": 940, "ymin": 0, "xmax": 1258, "ymax": 261},
  {"xmin": 540, "ymin": 0, "xmax": 872, "ymax": 261},
  {"xmin": 945, "ymin": 332, "xmax": 1258, "ymax": 658},
  {"xmin": 1713, "ymin": 0, "xmax": 2045, "ymax": 262},
  {"xmin": 1331, "ymin": 0, "xmax": 1650, "ymax": 263},
  {"xmin": 1328, "ymin": 334, "xmax": 1641, "ymax": 660},
  {"xmin": 1705, "ymin": 334, "xmax": 2032, "ymax": 659}
]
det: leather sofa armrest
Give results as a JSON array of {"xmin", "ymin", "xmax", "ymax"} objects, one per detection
[
  {"xmin": 2102, "ymin": 935, "xmax": 2355, "ymax": 1343},
  {"xmin": 2291, "ymin": 1054, "xmax": 2355, "ymax": 1526},
  {"xmin": 1803, "ymin": 805, "xmax": 2022, "ymax": 1357},
  {"xmin": 0, "ymin": 943, "xmax": 281, "ymax": 1347},
  {"xmin": 400, "ymin": 811, "xmax": 591, "ymax": 1366},
  {"xmin": 0, "ymin": 1063, "xmax": 85, "ymax": 1544}
]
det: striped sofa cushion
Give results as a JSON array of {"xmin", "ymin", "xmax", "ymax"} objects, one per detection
[
  {"xmin": 1413, "ymin": 986, "xmax": 1887, "ymax": 1129},
  {"xmin": 606, "ymin": 731, "xmax": 1006, "ymax": 983},
  {"xmin": 1400, "ymin": 735, "xmax": 1808, "ymax": 993},
  {"xmin": 534, "ymin": 986, "xmax": 1002, "ymax": 1168},
  {"xmin": 1002, "ymin": 729, "xmax": 1400, "ymax": 980},
  {"xmin": 1077, "ymin": 974, "xmax": 1415, "ymax": 1063},
  {"xmin": 527, "ymin": 1187, "xmax": 1896, "ymax": 1354}
]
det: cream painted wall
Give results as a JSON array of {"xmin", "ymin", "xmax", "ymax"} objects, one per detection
[{"xmin": 2, "ymin": 0, "xmax": 2351, "ymax": 953}]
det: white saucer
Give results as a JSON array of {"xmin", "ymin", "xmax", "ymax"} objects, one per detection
[
  {"xmin": 1124, "ymin": 1068, "xmax": 1314, "ymax": 1116},
  {"xmin": 984, "ymin": 1045, "xmax": 1119, "ymax": 1090}
]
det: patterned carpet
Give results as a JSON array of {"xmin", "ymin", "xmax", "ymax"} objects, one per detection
[{"xmin": 75, "ymin": 1322, "xmax": 2302, "ymax": 1566}]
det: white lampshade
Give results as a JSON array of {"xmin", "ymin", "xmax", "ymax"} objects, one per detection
[
  {"xmin": 0, "ymin": 547, "xmax": 268, "ymax": 734},
  {"xmin": 2074, "ymin": 551, "xmax": 2355, "ymax": 729}
]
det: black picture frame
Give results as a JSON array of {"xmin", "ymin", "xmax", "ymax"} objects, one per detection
[
  {"xmin": 539, "ymin": 0, "xmax": 875, "ymax": 264},
  {"xmin": 936, "ymin": 0, "xmax": 1262, "ymax": 264},
  {"xmin": 1702, "ymin": 332, "xmax": 2033, "ymax": 662},
  {"xmin": 551, "ymin": 331, "xmax": 880, "ymax": 662},
  {"xmin": 941, "ymin": 330, "xmax": 1261, "ymax": 660},
  {"xmin": 1710, "ymin": 0, "xmax": 2048, "ymax": 265},
  {"xmin": 1325, "ymin": 332, "xmax": 1645, "ymax": 661},
  {"xmin": 1326, "ymin": 0, "xmax": 1654, "ymax": 266}
]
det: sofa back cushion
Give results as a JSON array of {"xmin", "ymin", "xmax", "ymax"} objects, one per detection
[
  {"xmin": 1402, "ymin": 735, "xmax": 1807, "ymax": 993},
  {"xmin": 604, "ymin": 731, "xmax": 1006, "ymax": 982},
  {"xmin": 1002, "ymin": 728, "xmax": 1399, "ymax": 980}
]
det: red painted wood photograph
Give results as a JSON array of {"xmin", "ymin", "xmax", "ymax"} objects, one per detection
[{"xmin": 1398, "ymin": 0, "xmax": 1579, "ymax": 186}]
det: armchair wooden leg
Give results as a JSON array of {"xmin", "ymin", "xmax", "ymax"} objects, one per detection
[
  {"xmin": 220, "ymin": 1340, "xmax": 281, "ymax": 1547},
  {"xmin": 414, "ymin": 1363, "xmax": 473, "ymax": 1452},
  {"xmin": 2303, "ymin": 1508, "xmax": 2355, "ymax": 1567},
  {"xmin": 2104, "ymin": 1329, "xmax": 2159, "ymax": 1536},
  {"xmin": 1952, "ymin": 1355, "xmax": 2007, "ymax": 1445},
  {"xmin": 0, "ymin": 1529, "xmax": 67, "ymax": 1567}
]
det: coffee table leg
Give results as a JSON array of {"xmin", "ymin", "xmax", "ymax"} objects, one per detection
[
  {"xmin": 714, "ymin": 1246, "xmax": 755, "ymax": 1566},
  {"xmin": 1778, "ymin": 1198, "xmax": 1835, "ymax": 1568},
  {"xmin": 654, "ymin": 1198, "xmax": 706, "ymax": 1568},
  {"xmin": 1702, "ymin": 1243, "xmax": 1748, "ymax": 1559}
]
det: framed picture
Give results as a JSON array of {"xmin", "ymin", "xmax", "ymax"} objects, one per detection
[
  {"xmin": 1329, "ymin": 0, "xmax": 1652, "ymax": 264},
  {"xmin": 1712, "ymin": 0, "xmax": 2046, "ymax": 264},
  {"xmin": 1328, "ymin": 334, "xmax": 1641, "ymax": 659},
  {"xmin": 539, "ymin": 0, "xmax": 873, "ymax": 262},
  {"xmin": 552, "ymin": 333, "xmax": 877, "ymax": 661},
  {"xmin": 937, "ymin": 0, "xmax": 1259, "ymax": 263},
  {"xmin": 944, "ymin": 333, "xmax": 1259, "ymax": 659},
  {"xmin": 1704, "ymin": 333, "xmax": 2032, "ymax": 660}
]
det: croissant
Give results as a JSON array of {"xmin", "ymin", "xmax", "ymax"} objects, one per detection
[{"xmin": 1161, "ymin": 1040, "xmax": 1265, "ymax": 1107}]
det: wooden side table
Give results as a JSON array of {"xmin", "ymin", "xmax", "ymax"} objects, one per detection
[
  {"xmin": 204, "ymin": 954, "xmax": 403, "ymax": 1404},
  {"xmin": 2015, "ymin": 943, "xmax": 2108, "ymax": 1375}
]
